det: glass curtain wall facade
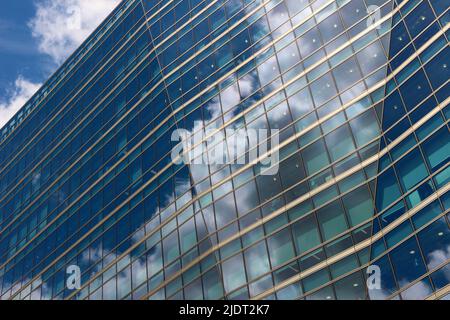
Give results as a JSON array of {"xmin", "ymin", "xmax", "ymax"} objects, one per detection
[{"xmin": 0, "ymin": 0, "xmax": 449, "ymax": 300}]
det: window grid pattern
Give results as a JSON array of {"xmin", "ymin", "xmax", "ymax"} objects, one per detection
[{"xmin": 0, "ymin": 0, "xmax": 448, "ymax": 301}]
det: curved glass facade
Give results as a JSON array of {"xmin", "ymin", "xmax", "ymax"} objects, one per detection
[{"xmin": 0, "ymin": 0, "xmax": 448, "ymax": 300}]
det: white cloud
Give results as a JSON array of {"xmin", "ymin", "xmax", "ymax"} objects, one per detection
[
  {"xmin": 400, "ymin": 280, "xmax": 433, "ymax": 300},
  {"xmin": 0, "ymin": 76, "xmax": 41, "ymax": 128},
  {"xmin": 28, "ymin": 0, "xmax": 120, "ymax": 64},
  {"xmin": 427, "ymin": 245, "xmax": 450, "ymax": 282},
  {"xmin": 0, "ymin": 0, "xmax": 120, "ymax": 130}
]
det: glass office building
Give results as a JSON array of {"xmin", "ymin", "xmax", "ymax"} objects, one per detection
[{"xmin": 0, "ymin": 0, "xmax": 449, "ymax": 300}]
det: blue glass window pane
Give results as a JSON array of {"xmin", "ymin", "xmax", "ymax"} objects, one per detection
[
  {"xmin": 267, "ymin": 229, "xmax": 295, "ymax": 267},
  {"xmin": 244, "ymin": 241, "xmax": 271, "ymax": 281},
  {"xmin": 303, "ymin": 139, "xmax": 330, "ymax": 175},
  {"xmin": 380, "ymin": 201, "xmax": 405, "ymax": 228},
  {"xmin": 417, "ymin": 218, "xmax": 450, "ymax": 267},
  {"xmin": 416, "ymin": 113, "xmax": 444, "ymax": 141},
  {"xmin": 396, "ymin": 148, "xmax": 428, "ymax": 191},
  {"xmin": 421, "ymin": 127, "xmax": 450, "ymax": 173},
  {"xmin": 325, "ymin": 125, "xmax": 356, "ymax": 162},
  {"xmin": 292, "ymin": 215, "xmax": 321, "ymax": 254},
  {"xmin": 375, "ymin": 168, "xmax": 402, "ymax": 211},
  {"xmin": 349, "ymin": 110, "xmax": 380, "ymax": 147},
  {"xmin": 399, "ymin": 69, "xmax": 432, "ymax": 111},
  {"xmin": 401, "ymin": 277, "xmax": 433, "ymax": 300},
  {"xmin": 382, "ymin": 91, "xmax": 406, "ymax": 130},
  {"xmin": 385, "ymin": 221, "xmax": 413, "ymax": 248},
  {"xmin": 404, "ymin": 1, "xmax": 435, "ymax": 38},
  {"xmin": 389, "ymin": 21, "xmax": 411, "ymax": 58},
  {"xmin": 342, "ymin": 186, "xmax": 374, "ymax": 227},
  {"xmin": 317, "ymin": 201, "xmax": 348, "ymax": 241},
  {"xmin": 430, "ymin": 265, "xmax": 450, "ymax": 290},
  {"xmin": 222, "ymin": 254, "xmax": 247, "ymax": 293},
  {"xmin": 390, "ymin": 238, "xmax": 427, "ymax": 288},
  {"xmin": 303, "ymin": 269, "xmax": 330, "ymax": 293},
  {"xmin": 424, "ymin": 48, "xmax": 449, "ymax": 89},
  {"xmin": 412, "ymin": 200, "xmax": 442, "ymax": 229},
  {"xmin": 334, "ymin": 271, "xmax": 365, "ymax": 300},
  {"xmin": 368, "ymin": 255, "xmax": 398, "ymax": 300}
]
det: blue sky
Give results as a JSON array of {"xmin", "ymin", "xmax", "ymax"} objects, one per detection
[
  {"xmin": 0, "ymin": 1, "xmax": 50, "ymax": 97},
  {"xmin": 0, "ymin": 0, "xmax": 120, "ymax": 127}
]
